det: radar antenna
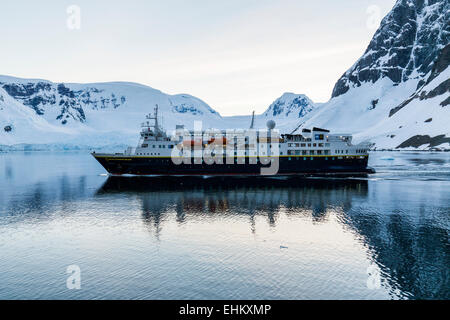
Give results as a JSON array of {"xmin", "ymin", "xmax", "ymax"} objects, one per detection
[{"xmin": 144, "ymin": 104, "xmax": 161, "ymax": 134}]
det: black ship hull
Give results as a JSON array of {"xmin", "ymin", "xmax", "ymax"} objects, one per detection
[{"xmin": 92, "ymin": 154, "xmax": 375, "ymax": 176}]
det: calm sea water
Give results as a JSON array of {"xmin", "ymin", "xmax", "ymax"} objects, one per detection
[{"xmin": 0, "ymin": 151, "xmax": 448, "ymax": 300}]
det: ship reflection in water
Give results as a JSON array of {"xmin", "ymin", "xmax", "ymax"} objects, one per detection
[
  {"xmin": 0, "ymin": 152, "xmax": 448, "ymax": 299},
  {"xmin": 97, "ymin": 176, "xmax": 368, "ymax": 232}
]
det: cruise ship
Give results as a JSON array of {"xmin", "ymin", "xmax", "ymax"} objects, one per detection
[{"xmin": 92, "ymin": 106, "xmax": 375, "ymax": 176}]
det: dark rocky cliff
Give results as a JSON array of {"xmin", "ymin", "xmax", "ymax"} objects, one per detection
[{"xmin": 332, "ymin": 0, "xmax": 449, "ymax": 98}]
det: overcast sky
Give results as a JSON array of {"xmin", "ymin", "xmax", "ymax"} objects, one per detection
[{"xmin": 0, "ymin": 0, "xmax": 396, "ymax": 115}]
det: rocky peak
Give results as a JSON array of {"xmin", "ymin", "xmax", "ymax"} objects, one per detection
[
  {"xmin": 332, "ymin": 0, "xmax": 450, "ymax": 98},
  {"xmin": 0, "ymin": 79, "xmax": 126, "ymax": 125},
  {"xmin": 263, "ymin": 93, "xmax": 315, "ymax": 118}
]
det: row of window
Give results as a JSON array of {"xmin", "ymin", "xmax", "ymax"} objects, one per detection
[
  {"xmin": 141, "ymin": 144, "xmax": 174, "ymax": 149},
  {"xmin": 137, "ymin": 151, "xmax": 364, "ymax": 158},
  {"xmin": 287, "ymin": 157, "xmax": 341, "ymax": 161},
  {"xmin": 177, "ymin": 151, "xmax": 280, "ymax": 156},
  {"xmin": 287, "ymin": 143, "xmax": 330, "ymax": 148},
  {"xmin": 131, "ymin": 156, "xmax": 355, "ymax": 163},
  {"xmin": 287, "ymin": 150, "xmax": 331, "ymax": 156},
  {"xmin": 143, "ymin": 143, "xmax": 347, "ymax": 151}
]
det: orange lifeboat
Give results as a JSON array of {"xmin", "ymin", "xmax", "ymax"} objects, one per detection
[{"xmin": 207, "ymin": 137, "xmax": 227, "ymax": 145}]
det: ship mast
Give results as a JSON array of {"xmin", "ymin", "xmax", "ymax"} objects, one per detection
[
  {"xmin": 249, "ymin": 110, "xmax": 255, "ymax": 129},
  {"xmin": 153, "ymin": 104, "xmax": 159, "ymax": 132},
  {"xmin": 144, "ymin": 104, "xmax": 160, "ymax": 132},
  {"xmin": 141, "ymin": 104, "xmax": 167, "ymax": 141},
  {"xmin": 290, "ymin": 120, "xmax": 305, "ymax": 135}
]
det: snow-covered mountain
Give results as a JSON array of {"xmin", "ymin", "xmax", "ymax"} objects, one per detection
[
  {"xmin": 263, "ymin": 93, "xmax": 315, "ymax": 119},
  {"xmin": 0, "ymin": 75, "xmax": 316, "ymax": 149},
  {"xmin": 224, "ymin": 93, "xmax": 317, "ymax": 133},
  {"xmin": 0, "ymin": 75, "xmax": 225, "ymax": 148},
  {"xmin": 1, "ymin": 0, "xmax": 448, "ymax": 150},
  {"xmin": 303, "ymin": 0, "xmax": 449, "ymax": 150}
]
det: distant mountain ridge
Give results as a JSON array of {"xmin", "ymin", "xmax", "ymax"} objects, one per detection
[
  {"xmin": 0, "ymin": 74, "xmax": 316, "ymax": 148},
  {"xmin": 0, "ymin": 75, "xmax": 220, "ymax": 127},
  {"xmin": 0, "ymin": 75, "xmax": 225, "ymax": 147}
]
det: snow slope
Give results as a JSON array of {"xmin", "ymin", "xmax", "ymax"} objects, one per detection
[
  {"xmin": 303, "ymin": 67, "xmax": 449, "ymax": 149},
  {"xmin": 0, "ymin": 76, "xmax": 224, "ymax": 148}
]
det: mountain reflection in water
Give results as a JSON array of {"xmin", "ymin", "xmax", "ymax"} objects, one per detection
[{"xmin": 96, "ymin": 176, "xmax": 449, "ymax": 300}]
